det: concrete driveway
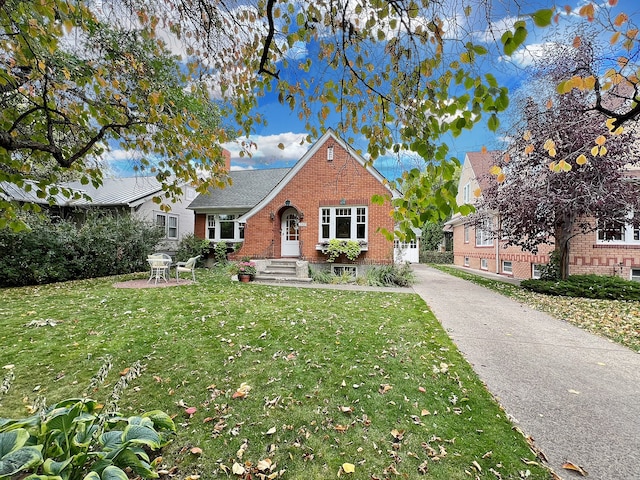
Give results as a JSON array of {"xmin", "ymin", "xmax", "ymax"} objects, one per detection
[{"xmin": 410, "ymin": 265, "xmax": 640, "ymax": 480}]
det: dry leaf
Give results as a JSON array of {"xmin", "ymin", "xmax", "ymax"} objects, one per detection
[
  {"xmin": 232, "ymin": 382, "xmax": 251, "ymax": 399},
  {"xmin": 562, "ymin": 462, "xmax": 588, "ymax": 476},
  {"xmin": 265, "ymin": 426, "xmax": 276, "ymax": 435},
  {"xmin": 190, "ymin": 447, "xmax": 203, "ymax": 455},
  {"xmin": 232, "ymin": 462, "xmax": 245, "ymax": 475},
  {"xmin": 342, "ymin": 463, "xmax": 355, "ymax": 474},
  {"xmin": 257, "ymin": 458, "xmax": 272, "ymax": 471},
  {"xmin": 379, "ymin": 384, "xmax": 392, "ymax": 394}
]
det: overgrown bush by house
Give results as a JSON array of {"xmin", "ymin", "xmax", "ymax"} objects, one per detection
[
  {"xmin": 175, "ymin": 233, "xmax": 211, "ymax": 262},
  {"xmin": 0, "ymin": 211, "xmax": 164, "ymax": 287},
  {"xmin": 420, "ymin": 250, "xmax": 454, "ymax": 264},
  {"xmin": 521, "ymin": 274, "xmax": 640, "ymax": 301}
]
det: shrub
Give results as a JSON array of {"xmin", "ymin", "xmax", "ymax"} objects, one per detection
[
  {"xmin": 213, "ymin": 241, "xmax": 229, "ymax": 264},
  {"xmin": 0, "ymin": 210, "xmax": 164, "ymax": 287},
  {"xmin": 420, "ymin": 251, "xmax": 453, "ymax": 264},
  {"xmin": 521, "ymin": 274, "xmax": 640, "ymax": 301},
  {"xmin": 175, "ymin": 233, "xmax": 211, "ymax": 262},
  {"xmin": 365, "ymin": 263, "xmax": 416, "ymax": 287}
]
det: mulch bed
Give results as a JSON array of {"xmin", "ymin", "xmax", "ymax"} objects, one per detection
[{"xmin": 113, "ymin": 279, "xmax": 193, "ymax": 289}]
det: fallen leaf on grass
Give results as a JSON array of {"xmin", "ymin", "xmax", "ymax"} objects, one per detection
[
  {"xmin": 379, "ymin": 383, "xmax": 393, "ymax": 394},
  {"xmin": 232, "ymin": 382, "xmax": 251, "ymax": 399},
  {"xmin": 562, "ymin": 462, "xmax": 588, "ymax": 476},
  {"xmin": 341, "ymin": 463, "xmax": 355, "ymax": 474},
  {"xmin": 257, "ymin": 458, "xmax": 273, "ymax": 471},
  {"xmin": 189, "ymin": 447, "xmax": 202, "ymax": 455},
  {"xmin": 264, "ymin": 426, "xmax": 276, "ymax": 435},
  {"xmin": 232, "ymin": 462, "xmax": 245, "ymax": 475},
  {"xmin": 184, "ymin": 407, "xmax": 197, "ymax": 417}
]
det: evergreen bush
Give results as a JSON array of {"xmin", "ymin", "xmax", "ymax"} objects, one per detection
[{"xmin": 521, "ymin": 274, "xmax": 640, "ymax": 301}]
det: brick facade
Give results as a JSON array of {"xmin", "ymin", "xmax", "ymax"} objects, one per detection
[
  {"xmin": 193, "ymin": 131, "xmax": 396, "ymax": 264},
  {"xmin": 451, "ymin": 220, "xmax": 640, "ymax": 280}
]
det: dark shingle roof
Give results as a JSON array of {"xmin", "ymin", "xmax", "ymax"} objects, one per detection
[{"xmin": 188, "ymin": 168, "xmax": 291, "ymax": 209}]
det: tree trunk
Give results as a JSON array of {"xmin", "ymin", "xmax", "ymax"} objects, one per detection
[{"xmin": 554, "ymin": 212, "xmax": 574, "ymax": 280}]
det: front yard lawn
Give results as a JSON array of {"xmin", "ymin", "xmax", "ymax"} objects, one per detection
[{"xmin": 0, "ymin": 270, "xmax": 550, "ymax": 479}]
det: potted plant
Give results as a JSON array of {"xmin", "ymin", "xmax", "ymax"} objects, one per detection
[{"xmin": 236, "ymin": 260, "xmax": 257, "ymax": 282}]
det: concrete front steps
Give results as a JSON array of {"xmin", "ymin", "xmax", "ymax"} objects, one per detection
[{"xmin": 253, "ymin": 258, "xmax": 312, "ymax": 283}]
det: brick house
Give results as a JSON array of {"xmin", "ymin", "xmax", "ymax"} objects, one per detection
[
  {"xmin": 446, "ymin": 151, "xmax": 640, "ymax": 281},
  {"xmin": 188, "ymin": 129, "xmax": 403, "ymax": 271}
]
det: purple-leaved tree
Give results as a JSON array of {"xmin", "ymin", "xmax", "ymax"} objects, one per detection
[{"xmin": 479, "ymin": 39, "xmax": 640, "ymax": 279}]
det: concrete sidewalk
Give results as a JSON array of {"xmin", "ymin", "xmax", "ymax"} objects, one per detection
[{"xmin": 410, "ymin": 265, "xmax": 640, "ymax": 480}]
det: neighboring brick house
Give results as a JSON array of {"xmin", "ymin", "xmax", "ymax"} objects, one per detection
[
  {"xmin": 188, "ymin": 129, "xmax": 402, "ymax": 268},
  {"xmin": 446, "ymin": 151, "xmax": 640, "ymax": 281}
]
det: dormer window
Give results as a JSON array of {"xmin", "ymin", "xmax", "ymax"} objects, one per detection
[{"xmin": 327, "ymin": 145, "xmax": 334, "ymax": 161}]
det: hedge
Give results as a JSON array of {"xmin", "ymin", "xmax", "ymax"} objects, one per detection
[{"xmin": 0, "ymin": 211, "xmax": 164, "ymax": 287}]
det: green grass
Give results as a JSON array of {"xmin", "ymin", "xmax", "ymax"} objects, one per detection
[{"xmin": 0, "ymin": 269, "xmax": 551, "ymax": 479}]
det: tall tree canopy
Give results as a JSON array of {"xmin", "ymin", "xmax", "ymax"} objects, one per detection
[
  {"xmin": 3, "ymin": 0, "xmax": 633, "ymax": 234},
  {"xmin": 0, "ymin": 0, "xmax": 231, "ymax": 229},
  {"xmin": 480, "ymin": 39, "xmax": 640, "ymax": 279}
]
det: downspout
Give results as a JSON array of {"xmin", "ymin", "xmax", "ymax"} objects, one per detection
[{"xmin": 495, "ymin": 214, "xmax": 500, "ymax": 274}]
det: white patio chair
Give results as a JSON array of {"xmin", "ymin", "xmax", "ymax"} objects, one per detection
[
  {"xmin": 147, "ymin": 253, "xmax": 172, "ymax": 283},
  {"xmin": 175, "ymin": 255, "xmax": 201, "ymax": 283}
]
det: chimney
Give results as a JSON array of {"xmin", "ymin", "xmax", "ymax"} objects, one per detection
[{"xmin": 222, "ymin": 148, "xmax": 231, "ymax": 172}]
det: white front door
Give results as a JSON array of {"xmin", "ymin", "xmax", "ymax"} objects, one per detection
[{"xmin": 281, "ymin": 208, "xmax": 300, "ymax": 257}]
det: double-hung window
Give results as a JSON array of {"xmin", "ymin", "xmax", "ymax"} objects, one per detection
[
  {"xmin": 597, "ymin": 217, "xmax": 640, "ymax": 244},
  {"xmin": 319, "ymin": 206, "xmax": 367, "ymax": 242},
  {"xmin": 475, "ymin": 218, "xmax": 493, "ymax": 247},
  {"xmin": 156, "ymin": 213, "xmax": 178, "ymax": 240}
]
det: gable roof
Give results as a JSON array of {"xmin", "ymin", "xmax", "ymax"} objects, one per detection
[
  {"xmin": 236, "ymin": 129, "xmax": 397, "ymax": 222},
  {"xmin": 188, "ymin": 167, "xmax": 291, "ymax": 210},
  {"xmin": 0, "ymin": 180, "xmax": 82, "ymax": 205},
  {"xmin": 63, "ymin": 176, "xmax": 164, "ymax": 208},
  {"xmin": 465, "ymin": 151, "xmax": 500, "ymax": 192}
]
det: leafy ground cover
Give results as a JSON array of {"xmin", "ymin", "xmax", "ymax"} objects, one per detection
[
  {"xmin": 0, "ymin": 269, "xmax": 550, "ymax": 479},
  {"xmin": 435, "ymin": 266, "xmax": 640, "ymax": 353}
]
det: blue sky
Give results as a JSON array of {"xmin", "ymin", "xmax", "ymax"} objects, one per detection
[{"xmin": 106, "ymin": 0, "xmax": 639, "ymax": 181}]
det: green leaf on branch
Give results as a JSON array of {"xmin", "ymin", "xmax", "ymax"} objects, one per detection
[{"xmin": 531, "ymin": 9, "xmax": 554, "ymax": 27}]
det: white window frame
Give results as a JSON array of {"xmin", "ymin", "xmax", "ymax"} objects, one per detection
[
  {"xmin": 318, "ymin": 206, "xmax": 368, "ymax": 242},
  {"xmin": 631, "ymin": 268, "xmax": 640, "ymax": 282},
  {"xmin": 532, "ymin": 264, "xmax": 543, "ymax": 279},
  {"xmin": 480, "ymin": 258, "xmax": 488, "ymax": 270},
  {"xmin": 597, "ymin": 218, "xmax": 640, "ymax": 245},
  {"xmin": 463, "ymin": 256, "xmax": 470, "ymax": 266},
  {"xmin": 464, "ymin": 224, "xmax": 470, "ymax": 243},
  {"xmin": 475, "ymin": 219, "xmax": 493, "ymax": 247},
  {"xmin": 462, "ymin": 182, "xmax": 470, "ymax": 204},
  {"xmin": 502, "ymin": 260, "xmax": 513, "ymax": 274},
  {"xmin": 156, "ymin": 212, "xmax": 179, "ymax": 240},
  {"xmin": 206, "ymin": 213, "xmax": 245, "ymax": 242},
  {"xmin": 332, "ymin": 265, "xmax": 357, "ymax": 277}
]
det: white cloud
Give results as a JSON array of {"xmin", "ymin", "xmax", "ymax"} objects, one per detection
[
  {"xmin": 504, "ymin": 42, "xmax": 563, "ymax": 67},
  {"xmin": 223, "ymin": 132, "xmax": 311, "ymax": 167}
]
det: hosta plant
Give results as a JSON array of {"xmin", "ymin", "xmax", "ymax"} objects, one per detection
[{"xmin": 0, "ymin": 398, "xmax": 175, "ymax": 480}]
